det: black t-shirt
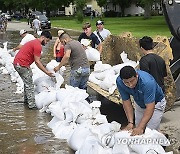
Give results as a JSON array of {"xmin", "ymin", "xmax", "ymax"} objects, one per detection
[
  {"xmin": 139, "ymin": 53, "xmax": 167, "ymax": 92},
  {"xmin": 78, "ymin": 32, "xmax": 100, "ymax": 48}
]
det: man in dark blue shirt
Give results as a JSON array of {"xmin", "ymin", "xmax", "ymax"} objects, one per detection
[
  {"xmin": 78, "ymin": 22, "xmax": 102, "ymax": 53},
  {"xmin": 116, "ymin": 66, "xmax": 166, "ymax": 136}
]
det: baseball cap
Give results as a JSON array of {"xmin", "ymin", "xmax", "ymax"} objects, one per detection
[
  {"xmin": 19, "ymin": 29, "xmax": 27, "ymax": 35},
  {"xmin": 58, "ymin": 30, "xmax": 64, "ymax": 36},
  {"xmin": 96, "ymin": 20, "xmax": 104, "ymax": 26}
]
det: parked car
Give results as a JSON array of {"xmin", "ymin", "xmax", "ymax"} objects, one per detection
[
  {"xmin": 1, "ymin": 13, "xmax": 12, "ymax": 21},
  {"xmin": 37, "ymin": 15, "xmax": 51, "ymax": 29},
  {"xmin": 12, "ymin": 12, "xmax": 24, "ymax": 20},
  {"xmin": 32, "ymin": 11, "xmax": 42, "ymax": 16}
]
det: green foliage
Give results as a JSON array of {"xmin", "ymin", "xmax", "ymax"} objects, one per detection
[
  {"xmin": 96, "ymin": 0, "xmax": 107, "ymax": 7},
  {"xmin": 76, "ymin": 11, "xmax": 84, "ymax": 23}
]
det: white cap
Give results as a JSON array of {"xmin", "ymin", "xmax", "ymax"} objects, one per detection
[
  {"xmin": 58, "ymin": 30, "xmax": 64, "ymax": 36},
  {"xmin": 19, "ymin": 29, "xmax": 27, "ymax": 35}
]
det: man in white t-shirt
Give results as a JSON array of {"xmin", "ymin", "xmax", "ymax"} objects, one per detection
[
  {"xmin": 12, "ymin": 29, "xmax": 35, "ymax": 52},
  {"xmin": 93, "ymin": 20, "xmax": 111, "ymax": 43},
  {"xmin": 32, "ymin": 17, "xmax": 41, "ymax": 34}
]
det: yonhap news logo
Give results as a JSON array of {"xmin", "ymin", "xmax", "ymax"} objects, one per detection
[{"xmin": 116, "ymin": 138, "xmax": 170, "ymax": 145}]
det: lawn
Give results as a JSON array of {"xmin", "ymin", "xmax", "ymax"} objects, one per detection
[{"xmin": 50, "ymin": 16, "xmax": 171, "ymax": 38}]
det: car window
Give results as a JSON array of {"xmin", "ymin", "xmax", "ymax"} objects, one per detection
[{"xmin": 38, "ymin": 15, "xmax": 48, "ymax": 20}]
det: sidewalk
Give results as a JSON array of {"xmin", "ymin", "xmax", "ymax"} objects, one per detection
[{"xmin": 7, "ymin": 21, "xmax": 33, "ymax": 32}]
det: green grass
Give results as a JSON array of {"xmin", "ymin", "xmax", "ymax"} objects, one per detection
[{"xmin": 50, "ymin": 16, "xmax": 171, "ymax": 38}]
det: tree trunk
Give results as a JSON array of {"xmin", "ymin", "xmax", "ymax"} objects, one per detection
[{"xmin": 144, "ymin": 3, "xmax": 151, "ymax": 19}]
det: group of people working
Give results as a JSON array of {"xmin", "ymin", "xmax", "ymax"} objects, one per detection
[{"xmin": 12, "ymin": 20, "xmax": 168, "ymax": 136}]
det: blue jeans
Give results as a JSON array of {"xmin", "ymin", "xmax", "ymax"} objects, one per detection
[{"xmin": 70, "ymin": 67, "xmax": 90, "ymax": 90}]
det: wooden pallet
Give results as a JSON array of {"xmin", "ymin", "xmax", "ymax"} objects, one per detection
[{"xmin": 87, "ymin": 81, "xmax": 122, "ymax": 104}]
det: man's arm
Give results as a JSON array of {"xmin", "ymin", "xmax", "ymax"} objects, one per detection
[
  {"xmin": 131, "ymin": 102, "xmax": 155, "ymax": 136},
  {"xmin": 54, "ymin": 49, "xmax": 71, "ymax": 72},
  {"xmin": 123, "ymin": 99, "xmax": 134, "ymax": 130},
  {"xmin": 123, "ymin": 99, "xmax": 134, "ymax": 123},
  {"xmin": 34, "ymin": 55, "xmax": 53, "ymax": 77},
  {"xmin": 53, "ymin": 38, "xmax": 59, "ymax": 57},
  {"xmin": 12, "ymin": 44, "xmax": 23, "ymax": 52},
  {"xmin": 97, "ymin": 43, "xmax": 102, "ymax": 54}
]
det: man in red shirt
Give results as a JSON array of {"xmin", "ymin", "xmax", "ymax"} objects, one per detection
[{"xmin": 13, "ymin": 31, "xmax": 53, "ymax": 109}]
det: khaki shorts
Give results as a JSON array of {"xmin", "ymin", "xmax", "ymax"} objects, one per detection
[{"xmin": 135, "ymin": 97, "xmax": 166, "ymax": 130}]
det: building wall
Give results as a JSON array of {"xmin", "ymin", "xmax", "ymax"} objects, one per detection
[
  {"xmin": 124, "ymin": 4, "xmax": 144, "ymax": 16},
  {"xmin": 86, "ymin": 0, "xmax": 102, "ymax": 14},
  {"xmin": 64, "ymin": 1, "xmax": 144, "ymax": 16}
]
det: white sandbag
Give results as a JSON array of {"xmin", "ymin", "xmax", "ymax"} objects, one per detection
[
  {"xmin": 129, "ymin": 143, "xmax": 166, "ymax": 154},
  {"xmin": 121, "ymin": 51, "xmax": 138, "ymax": 65},
  {"xmin": 56, "ymin": 88, "xmax": 69, "ymax": 102},
  {"xmin": 48, "ymin": 101, "xmax": 65, "ymax": 120},
  {"xmin": 88, "ymin": 73, "xmax": 101, "ymax": 85},
  {"xmin": 56, "ymin": 85, "xmax": 89, "ymax": 104},
  {"xmin": 98, "ymin": 74, "xmax": 118, "ymax": 94},
  {"xmin": 112, "ymin": 143, "xmax": 131, "ymax": 154},
  {"xmin": 47, "ymin": 116, "xmax": 60, "ymax": 129},
  {"xmin": 94, "ymin": 61, "xmax": 112, "ymax": 72},
  {"xmin": 81, "ymin": 39, "xmax": 91, "ymax": 47},
  {"xmin": 54, "ymin": 73, "xmax": 64, "ymax": 90},
  {"xmin": 46, "ymin": 59, "xmax": 66, "ymax": 75},
  {"xmin": 35, "ymin": 90, "xmax": 57, "ymax": 109},
  {"xmin": 64, "ymin": 108, "xmax": 74, "ymax": 123},
  {"xmin": 75, "ymin": 135, "xmax": 104, "ymax": 154},
  {"xmin": 53, "ymin": 122, "xmax": 77, "ymax": 140},
  {"xmin": 85, "ymin": 47, "xmax": 100, "ymax": 62},
  {"xmin": 69, "ymin": 101, "xmax": 92, "ymax": 124},
  {"xmin": 144, "ymin": 128, "xmax": 170, "ymax": 146},
  {"xmin": 92, "ymin": 114, "xmax": 108, "ymax": 125},
  {"xmin": 68, "ymin": 125, "xmax": 91, "ymax": 151},
  {"xmin": 110, "ymin": 121, "xmax": 121, "ymax": 132},
  {"xmin": 34, "ymin": 76, "xmax": 56, "ymax": 93},
  {"xmin": 93, "ymin": 69, "xmax": 115, "ymax": 81}
]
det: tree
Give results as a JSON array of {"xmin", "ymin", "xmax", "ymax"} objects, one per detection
[
  {"xmin": 75, "ymin": 0, "xmax": 87, "ymax": 23},
  {"xmin": 96, "ymin": 0, "xmax": 107, "ymax": 17},
  {"xmin": 111, "ymin": 0, "xmax": 133, "ymax": 17},
  {"xmin": 134, "ymin": 0, "xmax": 161, "ymax": 19}
]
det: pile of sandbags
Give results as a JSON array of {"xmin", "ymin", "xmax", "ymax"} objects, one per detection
[{"xmin": 89, "ymin": 51, "xmax": 139, "ymax": 94}]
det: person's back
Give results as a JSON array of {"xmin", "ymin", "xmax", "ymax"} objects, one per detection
[
  {"xmin": 65, "ymin": 39, "xmax": 89, "ymax": 70},
  {"xmin": 140, "ymin": 53, "xmax": 167, "ymax": 91},
  {"xmin": 13, "ymin": 39, "xmax": 41, "ymax": 67},
  {"xmin": 13, "ymin": 30, "xmax": 36, "ymax": 52},
  {"xmin": 139, "ymin": 36, "xmax": 167, "ymax": 92},
  {"xmin": 20, "ymin": 33, "xmax": 35, "ymax": 45},
  {"xmin": 33, "ymin": 18, "xmax": 40, "ymax": 28}
]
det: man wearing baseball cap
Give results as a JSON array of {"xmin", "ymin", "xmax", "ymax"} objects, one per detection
[
  {"xmin": 93, "ymin": 20, "xmax": 111, "ymax": 43},
  {"xmin": 12, "ymin": 29, "xmax": 35, "ymax": 52}
]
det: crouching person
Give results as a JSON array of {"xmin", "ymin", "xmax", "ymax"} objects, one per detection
[{"xmin": 116, "ymin": 66, "xmax": 166, "ymax": 136}]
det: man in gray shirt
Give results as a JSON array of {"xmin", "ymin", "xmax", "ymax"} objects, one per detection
[{"xmin": 54, "ymin": 33, "xmax": 90, "ymax": 90}]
